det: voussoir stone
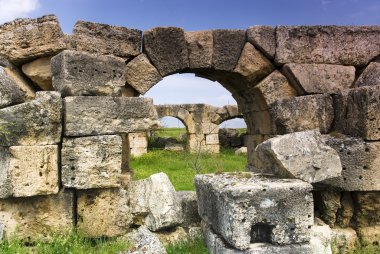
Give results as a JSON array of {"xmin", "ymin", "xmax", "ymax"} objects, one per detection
[
  {"xmin": 275, "ymin": 25, "xmax": 380, "ymax": 66},
  {"xmin": 21, "ymin": 56, "xmax": 53, "ymax": 91},
  {"xmin": 185, "ymin": 30, "xmax": 213, "ymax": 69},
  {"xmin": 282, "ymin": 63, "xmax": 355, "ymax": 95},
  {"xmin": 212, "ymin": 29, "xmax": 246, "ymax": 71},
  {"xmin": 247, "ymin": 25, "xmax": 276, "ymax": 60},
  {"xmin": 252, "ymin": 130, "xmax": 342, "ymax": 183},
  {"xmin": 52, "ymin": 50, "xmax": 129, "ymax": 97},
  {"xmin": 63, "ymin": 96, "xmax": 159, "ymax": 136},
  {"xmin": 125, "ymin": 54, "xmax": 162, "ymax": 95},
  {"xmin": 0, "ymin": 15, "xmax": 66, "ymax": 64},
  {"xmin": 143, "ymin": 27, "xmax": 189, "ymax": 76},
  {"xmin": 0, "ymin": 91, "xmax": 62, "ymax": 146},
  {"xmin": 0, "ymin": 66, "xmax": 25, "ymax": 108},
  {"xmin": 355, "ymin": 62, "xmax": 380, "ymax": 87},
  {"xmin": 72, "ymin": 20, "xmax": 142, "ymax": 59}
]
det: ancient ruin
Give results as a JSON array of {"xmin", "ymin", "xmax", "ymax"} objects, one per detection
[{"xmin": 0, "ymin": 14, "xmax": 379, "ymax": 253}]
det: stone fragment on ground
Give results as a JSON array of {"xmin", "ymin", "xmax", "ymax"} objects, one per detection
[
  {"xmin": 123, "ymin": 226, "xmax": 167, "ymax": 254},
  {"xmin": 235, "ymin": 146, "xmax": 247, "ymax": 155},
  {"xmin": 164, "ymin": 143, "xmax": 185, "ymax": 151}
]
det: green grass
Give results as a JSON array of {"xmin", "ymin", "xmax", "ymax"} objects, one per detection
[
  {"xmin": 348, "ymin": 244, "xmax": 380, "ymax": 254},
  {"xmin": 154, "ymin": 127, "xmax": 187, "ymax": 139},
  {"xmin": 131, "ymin": 149, "xmax": 246, "ymax": 190},
  {"xmin": 166, "ymin": 235, "xmax": 209, "ymax": 254}
]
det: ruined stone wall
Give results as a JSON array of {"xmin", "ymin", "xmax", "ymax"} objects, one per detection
[{"xmin": 0, "ymin": 14, "xmax": 379, "ymax": 249}]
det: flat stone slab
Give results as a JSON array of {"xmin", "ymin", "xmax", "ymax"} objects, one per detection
[
  {"xmin": 63, "ymin": 96, "xmax": 159, "ymax": 136},
  {"xmin": 195, "ymin": 173, "xmax": 313, "ymax": 250}
]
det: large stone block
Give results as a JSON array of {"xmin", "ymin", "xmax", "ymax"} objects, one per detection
[
  {"xmin": 252, "ymin": 130, "xmax": 342, "ymax": 183},
  {"xmin": 176, "ymin": 191, "xmax": 201, "ymax": 227},
  {"xmin": 247, "ymin": 26, "xmax": 276, "ymax": 60},
  {"xmin": 72, "ymin": 21, "xmax": 142, "ymax": 59},
  {"xmin": 52, "ymin": 50, "xmax": 128, "ymax": 97},
  {"xmin": 0, "ymin": 15, "xmax": 66, "ymax": 64},
  {"xmin": 310, "ymin": 219, "xmax": 333, "ymax": 254},
  {"xmin": 355, "ymin": 62, "xmax": 380, "ymax": 87},
  {"xmin": 63, "ymin": 96, "xmax": 159, "ymax": 136},
  {"xmin": 212, "ymin": 29, "xmax": 246, "ymax": 72},
  {"xmin": 282, "ymin": 63, "xmax": 355, "ymax": 94},
  {"xmin": 195, "ymin": 173, "xmax": 313, "ymax": 250},
  {"xmin": 0, "ymin": 191, "xmax": 74, "ymax": 241},
  {"xmin": 125, "ymin": 54, "xmax": 162, "ymax": 95},
  {"xmin": 352, "ymin": 192, "xmax": 380, "ymax": 228},
  {"xmin": 2, "ymin": 64, "xmax": 35, "ymax": 101},
  {"xmin": 77, "ymin": 188, "xmax": 132, "ymax": 238},
  {"xmin": 185, "ymin": 30, "xmax": 213, "ymax": 69},
  {"xmin": 21, "ymin": 56, "xmax": 53, "ymax": 91},
  {"xmin": 62, "ymin": 135, "xmax": 125, "ymax": 189},
  {"xmin": 269, "ymin": 94, "xmax": 334, "ymax": 134},
  {"xmin": 143, "ymin": 27, "xmax": 189, "ymax": 76},
  {"xmin": 0, "ymin": 66, "xmax": 26, "ymax": 109},
  {"xmin": 0, "ymin": 92, "xmax": 62, "ymax": 146},
  {"xmin": 319, "ymin": 135, "xmax": 380, "ymax": 191},
  {"xmin": 275, "ymin": 26, "xmax": 380, "ymax": 66}
]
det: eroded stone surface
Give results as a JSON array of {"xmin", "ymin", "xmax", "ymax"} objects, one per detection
[
  {"xmin": 185, "ymin": 31, "xmax": 213, "ymax": 69},
  {"xmin": 21, "ymin": 56, "xmax": 53, "ymax": 90},
  {"xmin": 0, "ymin": 66, "xmax": 25, "ymax": 108},
  {"xmin": 355, "ymin": 62, "xmax": 380, "ymax": 87},
  {"xmin": 331, "ymin": 227, "xmax": 358, "ymax": 254},
  {"xmin": 124, "ymin": 226, "xmax": 167, "ymax": 254},
  {"xmin": 352, "ymin": 192, "xmax": 380, "ymax": 228},
  {"xmin": 176, "ymin": 191, "xmax": 201, "ymax": 227},
  {"xmin": 247, "ymin": 26, "xmax": 276, "ymax": 59},
  {"xmin": 310, "ymin": 218, "xmax": 333, "ymax": 254}
]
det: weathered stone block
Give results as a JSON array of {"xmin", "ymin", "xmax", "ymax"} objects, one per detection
[
  {"xmin": 314, "ymin": 191, "xmax": 342, "ymax": 227},
  {"xmin": 276, "ymin": 26, "xmax": 380, "ymax": 66},
  {"xmin": 77, "ymin": 188, "xmax": 132, "ymax": 238},
  {"xmin": 128, "ymin": 132, "xmax": 148, "ymax": 148},
  {"xmin": 355, "ymin": 62, "xmax": 380, "ymax": 87},
  {"xmin": 0, "ymin": 15, "xmax": 66, "ymax": 64},
  {"xmin": 125, "ymin": 226, "xmax": 167, "ymax": 254},
  {"xmin": 195, "ymin": 173, "xmax": 313, "ymax": 250},
  {"xmin": 0, "ymin": 92, "xmax": 62, "ymax": 146},
  {"xmin": 205, "ymin": 134, "xmax": 219, "ymax": 145},
  {"xmin": 0, "ymin": 66, "xmax": 25, "ymax": 109},
  {"xmin": 21, "ymin": 56, "xmax": 53, "ymax": 91},
  {"xmin": 2, "ymin": 65, "xmax": 35, "ymax": 101},
  {"xmin": 176, "ymin": 191, "xmax": 201, "ymax": 227},
  {"xmin": 269, "ymin": 94, "xmax": 334, "ymax": 134},
  {"xmin": 72, "ymin": 21, "xmax": 142, "ymax": 59},
  {"xmin": 130, "ymin": 147, "xmax": 148, "ymax": 157},
  {"xmin": 143, "ymin": 27, "xmax": 189, "ymax": 76},
  {"xmin": 212, "ymin": 29, "xmax": 246, "ymax": 71},
  {"xmin": 0, "ymin": 191, "xmax": 74, "ymax": 241},
  {"xmin": 282, "ymin": 63, "xmax": 355, "ymax": 94},
  {"xmin": 64, "ymin": 96, "xmax": 159, "ymax": 136},
  {"xmin": 357, "ymin": 226, "xmax": 380, "ymax": 246},
  {"xmin": 125, "ymin": 54, "xmax": 162, "ymax": 95},
  {"xmin": 253, "ymin": 130, "xmax": 342, "ymax": 183},
  {"xmin": 247, "ymin": 26, "xmax": 276, "ymax": 59},
  {"xmin": 62, "ymin": 135, "xmax": 125, "ymax": 189},
  {"xmin": 331, "ymin": 227, "xmax": 358, "ymax": 254},
  {"xmin": 310, "ymin": 219, "xmax": 333, "ymax": 254},
  {"xmin": 352, "ymin": 192, "xmax": 380, "ymax": 228},
  {"xmin": 185, "ymin": 30, "xmax": 213, "ymax": 69},
  {"xmin": 52, "ymin": 50, "xmax": 128, "ymax": 97}
]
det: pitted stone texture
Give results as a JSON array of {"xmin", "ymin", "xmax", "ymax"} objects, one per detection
[
  {"xmin": 0, "ymin": 66, "xmax": 25, "ymax": 108},
  {"xmin": 275, "ymin": 26, "xmax": 380, "ymax": 66},
  {"xmin": 124, "ymin": 226, "xmax": 167, "ymax": 254},
  {"xmin": 125, "ymin": 54, "xmax": 162, "ymax": 95},
  {"xmin": 0, "ymin": 91, "xmax": 62, "ymax": 146},
  {"xmin": 331, "ymin": 227, "xmax": 358, "ymax": 254},
  {"xmin": 143, "ymin": 27, "xmax": 189, "ymax": 76},
  {"xmin": 0, "ymin": 191, "xmax": 74, "ymax": 241},
  {"xmin": 195, "ymin": 173, "xmax": 313, "ymax": 250},
  {"xmin": 253, "ymin": 130, "xmax": 342, "ymax": 183},
  {"xmin": 3, "ymin": 65, "xmax": 35, "ymax": 101},
  {"xmin": 64, "ymin": 96, "xmax": 159, "ymax": 136},
  {"xmin": 355, "ymin": 62, "xmax": 380, "ymax": 87},
  {"xmin": 62, "ymin": 135, "xmax": 124, "ymax": 189},
  {"xmin": 52, "ymin": 50, "xmax": 128, "ymax": 97},
  {"xmin": 320, "ymin": 135, "xmax": 380, "ymax": 191},
  {"xmin": 185, "ymin": 30, "xmax": 213, "ymax": 69},
  {"xmin": 22, "ymin": 56, "xmax": 53, "ymax": 90},
  {"xmin": 352, "ymin": 192, "xmax": 380, "ymax": 228},
  {"xmin": 357, "ymin": 226, "xmax": 380, "ymax": 246},
  {"xmin": 176, "ymin": 191, "xmax": 201, "ymax": 227},
  {"xmin": 77, "ymin": 188, "xmax": 132, "ymax": 238},
  {"xmin": 202, "ymin": 222, "xmax": 312, "ymax": 254},
  {"xmin": 282, "ymin": 63, "xmax": 355, "ymax": 95},
  {"xmin": 130, "ymin": 173, "xmax": 183, "ymax": 231},
  {"xmin": 0, "ymin": 15, "xmax": 66, "ymax": 64},
  {"xmin": 212, "ymin": 29, "xmax": 246, "ymax": 71},
  {"xmin": 72, "ymin": 21, "xmax": 142, "ymax": 59},
  {"xmin": 270, "ymin": 94, "xmax": 334, "ymax": 134},
  {"xmin": 233, "ymin": 43, "xmax": 275, "ymax": 85},
  {"xmin": 314, "ymin": 191, "xmax": 341, "ymax": 227},
  {"xmin": 247, "ymin": 26, "xmax": 276, "ymax": 60},
  {"xmin": 0, "ymin": 145, "xmax": 58, "ymax": 198}
]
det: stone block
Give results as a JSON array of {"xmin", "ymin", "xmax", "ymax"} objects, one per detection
[
  {"xmin": 355, "ymin": 62, "xmax": 380, "ymax": 87},
  {"xmin": 195, "ymin": 173, "xmax": 313, "ymax": 250},
  {"xmin": 320, "ymin": 135, "xmax": 380, "ymax": 191},
  {"xmin": 352, "ymin": 192, "xmax": 380, "ymax": 228},
  {"xmin": 0, "ymin": 191, "xmax": 74, "ymax": 241},
  {"xmin": 125, "ymin": 226, "xmax": 166, "ymax": 254},
  {"xmin": 205, "ymin": 134, "xmax": 219, "ymax": 145},
  {"xmin": 125, "ymin": 54, "xmax": 162, "ymax": 95},
  {"xmin": 72, "ymin": 21, "xmax": 142, "ymax": 59},
  {"xmin": 310, "ymin": 218, "xmax": 333, "ymax": 254},
  {"xmin": 357, "ymin": 226, "xmax": 380, "ymax": 246},
  {"xmin": 128, "ymin": 132, "xmax": 148, "ymax": 148},
  {"xmin": 143, "ymin": 27, "xmax": 189, "ymax": 76},
  {"xmin": 0, "ymin": 66, "xmax": 26, "ymax": 109},
  {"xmin": 21, "ymin": 56, "xmax": 53, "ymax": 91},
  {"xmin": 331, "ymin": 227, "xmax": 358, "ymax": 254},
  {"xmin": 201, "ymin": 123, "xmax": 219, "ymax": 134},
  {"xmin": 235, "ymin": 147, "xmax": 247, "ymax": 155},
  {"xmin": 0, "ymin": 92, "xmax": 62, "ymax": 146},
  {"xmin": 62, "ymin": 135, "xmax": 125, "ymax": 189},
  {"xmin": 176, "ymin": 191, "xmax": 201, "ymax": 227},
  {"xmin": 212, "ymin": 29, "xmax": 246, "ymax": 71},
  {"xmin": 130, "ymin": 147, "xmax": 147, "ymax": 157},
  {"xmin": 52, "ymin": 50, "xmax": 128, "ymax": 97},
  {"xmin": 247, "ymin": 26, "xmax": 276, "ymax": 59},
  {"xmin": 185, "ymin": 30, "xmax": 213, "ymax": 69},
  {"xmin": 269, "ymin": 94, "xmax": 334, "ymax": 134},
  {"xmin": 2, "ymin": 65, "xmax": 35, "ymax": 101},
  {"xmin": 63, "ymin": 96, "xmax": 159, "ymax": 136},
  {"xmin": 275, "ymin": 26, "xmax": 380, "ymax": 66},
  {"xmin": 77, "ymin": 188, "xmax": 132, "ymax": 238},
  {"xmin": 314, "ymin": 191, "xmax": 341, "ymax": 227},
  {"xmin": 253, "ymin": 130, "xmax": 342, "ymax": 183},
  {"xmin": 0, "ymin": 15, "xmax": 66, "ymax": 64},
  {"xmin": 282, "ymin": 63, "xmax": 355, "ymax": 95}
]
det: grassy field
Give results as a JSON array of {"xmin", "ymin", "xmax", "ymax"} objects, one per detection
[{"xmin": 153, "ymin": 127, "xmax": 188, "ymax": 139}]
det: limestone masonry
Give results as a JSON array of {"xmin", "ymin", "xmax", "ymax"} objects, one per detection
[{"xmin": 0, "ymin": 14, "xmax": 379, "ymax": 253}]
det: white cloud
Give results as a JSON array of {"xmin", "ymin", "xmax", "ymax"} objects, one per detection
[{"xmin": 0, "ymin": 0, "xmax": 40, "ymax": 24}]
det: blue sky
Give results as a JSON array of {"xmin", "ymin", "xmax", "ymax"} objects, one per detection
[{"xmin": 0, "ymin": 0, "xmax": 379, "ymax": 127}]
